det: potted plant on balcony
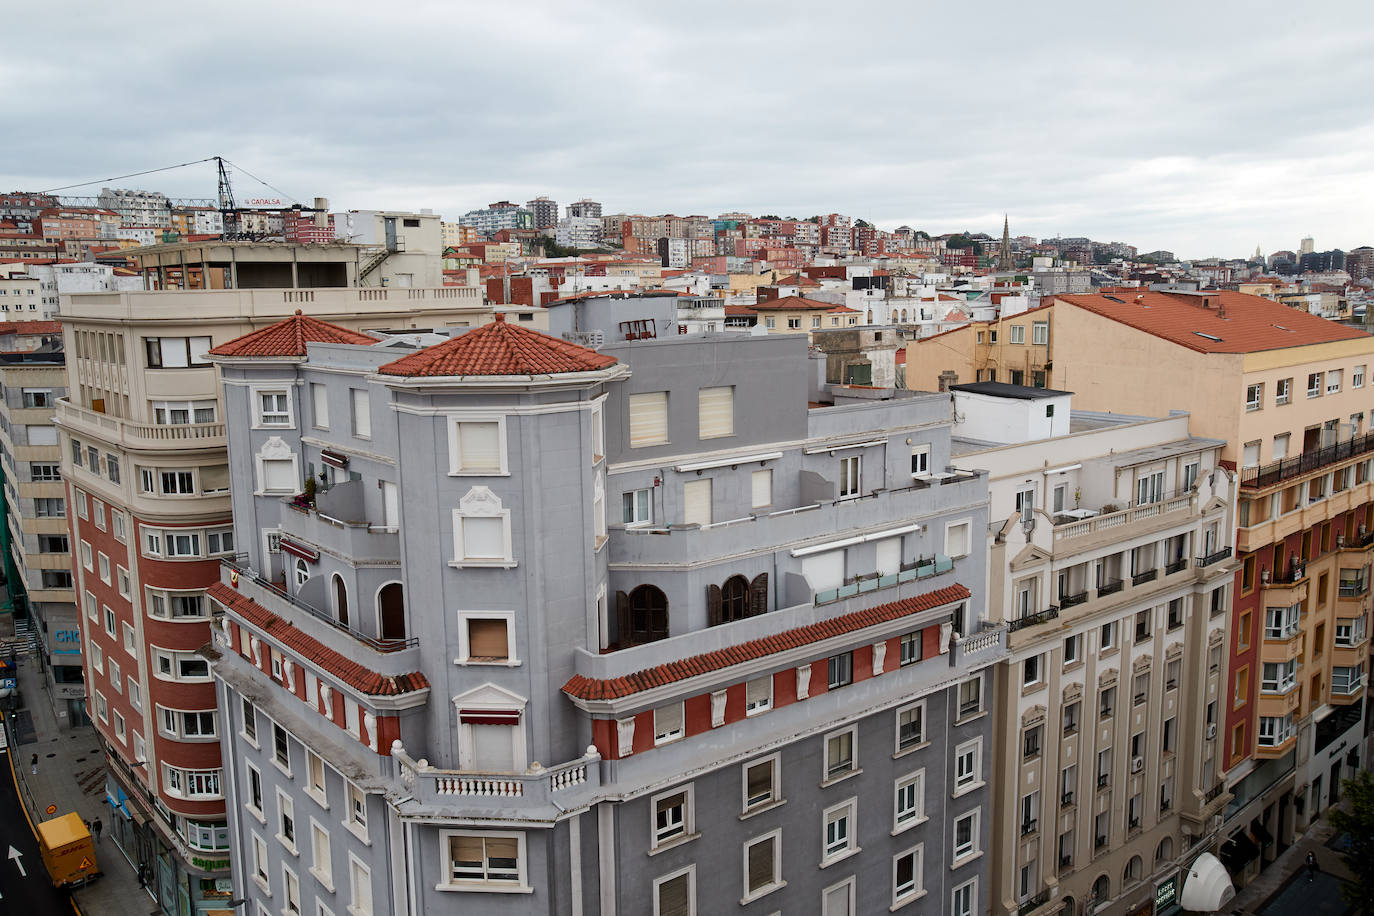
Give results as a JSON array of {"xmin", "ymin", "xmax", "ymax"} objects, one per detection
[{"xmin": 289, "ymin": 477, "xmax": 317, "ymax": 512}]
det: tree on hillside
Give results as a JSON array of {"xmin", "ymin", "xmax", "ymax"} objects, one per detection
[
  {"xmin": 854, "ymin": 219, "xmax": 872, "ymax": 229},
  {"xmin": 1329, "ymin": 769, "xmax": 1374, "ymax": 914},
  {"xmin": 806, "ymin": 215, "xmax": 821, "ymax": 223},
  {"xmin": 759, "ymin": 214, "xmax": 781, "ymax": 220}
]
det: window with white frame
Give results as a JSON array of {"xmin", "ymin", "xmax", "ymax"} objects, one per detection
[
  {"xmin": 348, "ymin": 856, "xmax": 372, "ymax": 914},
  {"xmin": 628, "ymin": 391, "xmax": 668, "ymax": 447},
  {"xmin": 838, "ymin": 454, "xmax": 861, "ymax": 498},
  {"xmin": 742, "ymin": 830, "xmax": 783, "ymax": 901},
  {"xmin": 350, "ymin": 389, "xmax": 371, "ymax": 439},
  {"xmin": 751, "ymin": 469, "xmax": 772, "ymax": 508},
  {"xmin": 911, "ymin": 445, "xmax": 931, "ymax": 477},
  {"xmin": 459, "ymin": 614, "xmax": 514, "ymax": 663},
  {"xmin": 1356, "ymin": 365, "xmax": 1367, "ymax": 389},
  {"xmin": 80, "ymin": 541, "xmax": 92, "ymax": 570},
  {"xmin": 152, "ymin": 649, "xmax": 210, "ymax": 681},
  {"xmin": 953, "ymin": 808, "xmax": 980, "ymax": 861},
  {"xmin": 894, "ymin": 770, "xmax": 925, "ymax": 830},
  {"xmin": 653, "ymin": 867, "xmax": 694, "ymax": 916},
  {"xmin": 151, "ymin": 399, "xmax": 217, "ymax": 425},
  {"xmin": 277, "ymin": 789, "xmax": 297, "ymax": 851},
  {"xmin": 958, "ymin": 677, "xmax": 982, "ymax": 717},
  {"xmin": 158, "ymin": 707, "xmax": 216, "ymax": 739},
  {"xmin": 900, "ymin": 630, "xmax": 923, "ymax": 666},
  {"xmin": 310, "ymin": 820, "xmax": 332, "ymax": 889},
  {"xmin": 896, "ymin": 701, "xmax": 925, "ymax": 752},
  {"xmin": 952, "ymin": 877, "xmax": 978, "ymax": 916},
  {"xmin": 1328, "ymin": 369, "xmax": 1343, "ymax": 393},
  {"xmin": 448, "ymin": 419, "xmax": 505, "ymax": 474},
  {"xmin": 1265, "ymin": 604, "xmax": 1301, "ymax": 639},
  {"xmin": 306, "ymin": 750, "xmax": 327, "ymax": 805},
  {"xmin": 1262, "ymin": 660, "xmax": 1297, "ymax": 693},
  {"xmin": 345, "ymin": 783, "xmax": 368, "ymax": 840},
  {"xmin": 1308, "ymin": 372, "xmax": 1323, "ymax": 397},
  {"xmin": 1275, "ymin": 377, "xmax": 1291, "ymax": 404},
  {"xmin": 103, "ymin": 605, "xmax": 116, "ymax": 638},
  {"xmin": 652, "ymin": 786, "xmax": 693, "ymax": 847},
  {"xmin": 654, "ymin": 704, "xmax": 684, "ymax": 745},
  {"xmin": 311, "ymin": 383, "xmax": 329, "ymax": 429},
  {"xmin": 622, "ymin": 488, "xmax": 652, "ymax": 525},
  {"xmin": 946, "ymin": 520, "xmax": 971, "ymax": 557},
  {"xmin": 824, "ymin": 726, "xmax": 857, "ymax": 780},
  {"xmin": 698, "ymin": 386, "xmax": 735, "ymax": 439},
  {"xmin": 743, "ymin": 756, "xmax": 779, "ymax": 812},
  {"xmin": 146, "ymin": 587, "xmax": 208, "ymax": 620},
  {"xmin": 1009, "ymin": 324, "xmax": 1026, "ymax": 344},
  {"xmin": 251, "ymin": 833, "xmax": 269, "ymax": 888},
  {"xmin": 452, "ymin": 487, "xmax": 513, "ymax": 565},
  {"xmin": 1258, "ymin": 713, "xmax": 1295, "ymax": 747},
  {"xmin": 745, "ymin": 676, "xmax": 771, "ymax": 715},
  {"xmin": 1246, "ymin": 383, "xmax": 1263, "ymax": 411},
  {"xmin": 256, "ymin": 390, "xmax": 291, "ymax": 427},
  {"xmin": 893, "ymin": 843, "xmax": 924, "ymax": 906},
  {"xmin": 1336, "ymin": 615, "xmax": 1368, "ymax": 646},
  {"xmin": 954, "ymin": 737, "xmax": 982, "ymax": 792},
  {"xmin": 161, "ymin": 764, "xmax": 222, "ymax": 799},
  {"xmin": 1032, "ymin": 321, "xmax": 1049, "ymax": 345},
  {"xmin": 823, "ymin": 798, "xmax": 857, "ymax": 863}
]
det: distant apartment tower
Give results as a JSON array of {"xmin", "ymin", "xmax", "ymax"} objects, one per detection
[
  {"xmin": 97, "ymin": 187, "xmax": 172, "ymax": 229},
  {"xmin": 209, "ymin": 322, "xmax": 1006, "ymax": 916},
  {"xmin": 55, "ymin": 241, "xmax": 491, "ymax": 916},
  {"xmin": 556, "ymin": 215, "xmax": 601, "ymax": 249},
  {"xmin": 951, "ymin": 383, "xmax": 1236, "ymax": 916},
  {"xmin": 566, "ymin": 197, "xmax": 602, "ymax": 220},
  {"xmin": 459, "ymin": 201, "xmax": 534, "ymax": 237},
  {"xmin": 0, "ymin": 346, "xmax": 82, "ymax": 724},
  {"xmin": 1347, "ymin": 247, "xmax": 1374, "ymax": 281},
  {"xmin": 526, "ymin": 196, "xmax": 559, "ymax": 230}
]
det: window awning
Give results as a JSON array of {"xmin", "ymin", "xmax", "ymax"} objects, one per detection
[
  {"xmin": 320, "ymin": 449, "xmax": 350, "ymax": 470},
  {"xmin": 459, "ymin": 709, "xmax": 521, "ymax": 726},
  {"xmin": 279, "ymin": 538, "xmax": 319, "ymax": 562}
]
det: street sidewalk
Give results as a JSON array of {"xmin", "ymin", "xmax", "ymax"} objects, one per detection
[
  {"xmin": 1226, "ymin": 808, "xmax": 1356, "ymax": 915},
  {"xmin": 12, "ymin": 650, "xmax": 159, "ymax": 916}
]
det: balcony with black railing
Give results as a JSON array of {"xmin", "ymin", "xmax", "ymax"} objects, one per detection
[
  {"xmin": 1060, "ymin": 590, "xmax": 1089, "ymax": 609},
  {"xmin": 1132, "ymin": 568, "xmax": 1158, "ymax": 586},
  {"xmin": 1010, "ymin": 606, "xmax": 1060, "ymax": 632},
  {"xmin": 1019, "ymin": 890, "xmax": 1051, "ymax": 915},
  {"xmin": 1097, "ymin": 578, "xmax": 1124, "ymax": 597},
  {"xmin": 1241, "ymin": 431, "xmax": 1374, "ymax": 490},
  {"xmin": 1197, "ymin": 547, "xmax": 1232, "ymax": 567}
]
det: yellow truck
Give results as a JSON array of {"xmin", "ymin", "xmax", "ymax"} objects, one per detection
[{"xmin": 36, "ymin": 812, "xmax": 100, "ymax": 888}]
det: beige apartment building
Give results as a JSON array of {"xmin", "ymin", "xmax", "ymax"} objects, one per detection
[
  {"xmin": 904, "ymin": 302, "xmax": 1055, "ymax": 391},
  {"xmin": 53, "ymin": 241, "xmax": 502, "ymax": 916},
  {"xmin": 748, "ymin": 295, "xmax": 861, "ymax": 337},
  {"xmin": 1043, "ymin": 289, "xmax": 1374, "ymax": 891},
  {"xmin": 951, "ymin": 384, "xmax": 1235, "ymax": 916}
]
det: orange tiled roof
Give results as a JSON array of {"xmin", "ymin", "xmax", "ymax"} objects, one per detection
[
  {"xmin": 208, "ymin": 582, "xmax": 430, "ymax": 697},
  {"xmin": 207, "ymin": 311, "xmax": 375, "ymax": 358},
  {"xmin": 378, "ymin": 313, "xmax": 617, "ymax": 377},
  {"xmin": 750, "ymin": 295, "xmax": 843, "ymax": 312},
  {"xmin": 0, "ymin": 320, "xmax": 62, "ymax": 335},
  {"xmin": 1056, "ymin": 290, "xmax": 1368, "ymax": 354},
  {"xmin": 561, "ymin": 583, "xmax": 970, "ymax": 701}
]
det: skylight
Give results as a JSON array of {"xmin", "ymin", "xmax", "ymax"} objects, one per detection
[{"xmin": 1194, "ymin": 332, "xmax": 1223, "ymax": 342}]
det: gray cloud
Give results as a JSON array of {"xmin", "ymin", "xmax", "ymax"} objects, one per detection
[{"xmin": 2, "ymin": 0, "xmax": 1370, "ymax": 257}]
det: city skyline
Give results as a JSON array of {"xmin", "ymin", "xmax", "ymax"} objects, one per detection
[{"xmin": 0, "ymin": 1, "xmax": 1369, "ymax": 260}]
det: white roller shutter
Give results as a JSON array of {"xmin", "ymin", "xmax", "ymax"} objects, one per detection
[
  {"xmin": 802, "ymin": 551, "xmax": 845, "ymax": 591},
  {"xmin": 629, "ymin": 392, "xmax": 668, "ymax": 447},
  {"xmin": 698, "ymin": 386, "xmax": 734, "ymax": 439},
  {"xmin": 683, "ymin": 479, "xmax": 712, "ymax": 527},
  {"xmin": 751, "ymin": 469, "xmax": 772, "ymax": 508},
  {"xmin": 262, "ymin": 459, "xmax": 295, "ymax": 492},
  {"xmin": 875, "ymin": 537, "xmax": 901, "ymax": 576},
  {"xmin": 457, "ymin": 421, "xmax": 501, "ymax": 471}
]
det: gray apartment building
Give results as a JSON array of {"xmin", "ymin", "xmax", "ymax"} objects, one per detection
[{"xmin": 205, "ymin": 316, "xmax": 1007, "ymax": 916}]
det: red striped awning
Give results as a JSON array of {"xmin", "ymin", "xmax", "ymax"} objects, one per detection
[
  {"xmin": 279, "ymin": 538, "xmax": 319, "ymax": 562},
  {"xmin": 320, "ymin": 449, "xmax": 350, "ymax": 469},
  {"xmin": 458, "ymin": 709, "xmax": 521, "ymax": 725}
]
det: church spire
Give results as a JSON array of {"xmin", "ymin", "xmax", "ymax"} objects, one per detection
[{"xmin": 997, "ymin": 214, "xmax": 1014, "ymax": 271}]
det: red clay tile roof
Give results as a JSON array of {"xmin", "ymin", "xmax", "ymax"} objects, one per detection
[
  {"xmin": 561, "ymin": 583, "xmax": 970, "ymax": 701},
  {"xmin": 207, "ymin": 310, "xmax": 376, "ymax": 358},
  {"xmin": 1056, "ymin": 290, "xmax": 1369, "ymax": 354},
  {"xmin": 750, "ymin": 295, "xmax": 844, "ymax": 312},
  {"xmin": 0, "ymin": 320, "xmax": 61, "ymax": 335},
  {"xmin": 208, "ymin": 582, "xmax": 430, "ymax": 697},
  {"xmin": 378, "ymin": 313, "xmax": 618, "ymax": 377}
]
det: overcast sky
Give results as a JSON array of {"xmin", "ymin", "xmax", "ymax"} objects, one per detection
[{"xmin": 3, "ymin": 1, "xmax": 1370, "ymax": 259}]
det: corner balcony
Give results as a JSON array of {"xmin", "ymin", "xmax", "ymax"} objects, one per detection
[
  {"xmin": 391, "ymin": 740, "xmax": 601, "ymax": 822},
  {"xmin": 1051, "ymin": 494, "xmax": 1193, "ymax": 555},
  {"xmin": 56, "ymin": 398, "xmax": 226, "ymax": 452},
  {"xmin": 278, "ymin": 479, "xmax": 400, "ymax": 565}
]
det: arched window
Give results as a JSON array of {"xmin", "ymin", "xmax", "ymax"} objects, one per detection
[
  {"xmin": 721, "ymin": 576, "xmax": 750, "ymax": 622},
  {"xmin": 1123, "ymin": 855, "xmax": 1143, "ymax": 885},
  {"xmin": 332, "ymin": 574, "xmax": 349, "ymax": 627},
  {"xmin": 617, "ymin": 586, "xmax": 668, "ymax": 647},
  {"xmin": 1155, "ymin": 837, "xmax": 1174, "ymax": 866},
  {"xmin": 294, "ymin": 558, "xmax": 310, "ymax": 591},
  {"xmin": 378, "ymin": 582, "xmax": 405, "ymax": 642},
  {"xmin": 706, "ymin": 573, "xmax": 769, "ymax": 627},
  {"xmin": 1060, "ymin": 897, "xmax": 1075, "ymax": 916},
  {"xmin": 1091, "ymin": 875, "xmax": 1110, "ymax": 902}
]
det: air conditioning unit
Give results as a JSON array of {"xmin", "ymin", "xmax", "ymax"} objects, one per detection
[
  {"xmin": 1131, "ymin": 756, "xmax": 1144, "ymax": 773},
  {"xmin": 1206, "ymin": 723, "xmax": 1218, "ymax": 739}
]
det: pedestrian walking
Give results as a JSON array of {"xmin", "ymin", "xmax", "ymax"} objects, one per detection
[
  {"xmin": 92, "ymin": 817, "xmax": 102, "ymax": 842},
  {"xmin": 30, "ymin": 753, "xmax": 36, "ymax": 775},
  {"xmin": 1306, "ymin": 850, "xmax": 1319, "ymax": 882}
]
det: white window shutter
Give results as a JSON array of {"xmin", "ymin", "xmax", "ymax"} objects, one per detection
[
  {"xmin": 751, "ymin": 469, "xmax": 772, "ymax": 508},
  {"xmin": 628, "ymin": 392, "xmax": 668, "ymax": 447},
  {"xmin": 802, "ymin": 551, "xmax": 845, "ymax": 591},
  {"xmin": 461, "ymin": 516, "xmax": 504, "ymax": 559},
  {"xmin": 262, "ymin": 459, "xmax": 295, "ymax": 492},
  {"xmin": 458, "ymin": 422, "xmax": 501, "ymax": 471},
  {"xmin": 683, "ymin": 479, "xmax": 712, "ymax": 527},
  {"xmin": 875, "ymin": 537, "xmax": 901, "ymax": 576},
  {"xmin": 698, "ymin": 386, "xmax": 734, "ymax": 439}
]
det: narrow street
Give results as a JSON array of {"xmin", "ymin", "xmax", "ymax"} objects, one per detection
[{"xmin": 0, "ymin": 731, "xmax": 80, "ymax": 915}]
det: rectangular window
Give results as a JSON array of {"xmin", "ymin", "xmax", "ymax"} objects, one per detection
[
  {"xmin": 1023, "ymin": 653, "xmax": 1042, "ymax": 686},
  {"xmin": 1100, "ymin": 620, "xmax": 1117, "ymax": 650},
  {"xmin": 654, "ymin": 704, "xmax": 684, "ymax": 745},
  {"xmin": 958, "ymin": 677, "xmax": 982, "ymax": 717},
  {"xmin": 1356, "ymin": 365, "xmax": 1367, "ymax": 389},
  {"xmin": 910, "ymin": 445, "xmax": 931, "ymax": 476},
  {"xmin": 751, "ymin": 469, "xmax": 772, "ymax": 508},
  {"xmin": 310, "ymin": 821, "xmax": 332, "ymax": 887},
  {"xmin": 349, "ymin": 857, "xmax": 373, "ymax": 914},
  {"xmin": 1023, "ymin": 724, "xmax": 1043, "ymax": 759},
  {"xmin": 311, "ymin": 383, "xmax": 329, "ymax": 429},
  {"xmin": 622, "ymin": 488, "xmax": 652, "ymax": 525},
  {"xmin": 143, "ymin": 336, "xmax": 212, "ymax": 368},
  {"xmin": 838, "ymin": 455, "xmax": 861, "ymax": 498},
  {"xmin": 273, "ymin": 724, "xmax": 290, "ymax": 771},
  {"xmin": 827, "ymin": 651, "xmax": 853, "ymax": 689},
  {"xmin": 745, "ymin": 677, "xmax": 771, "ymax": 715},
  {"xmin": 954, "ymin": 737, "xmax": 982, "ymax": 791},
  {"xmin": 1246, "ymin": 383, "xmax": 1263, "ymax": 411},
  {"xmin": 900, "ymin": 630, "xmax": 923, "ymax": 666},
  {"xmin": 897, "ymin": 702, "xmax": 924, "ymax": 751},
  {"xmin": 1308, "ymin": 372, "xmax": 1323, "ymax": 397},
  {"xmin": 450, "ymin": 420, "xmax": 502, "ymax": 473},
  {"xmin": 1100, "ymin": 686, "xmax": 1116, "ymax": 718},
  {"xmin": 682, "ymin": 478, "xmax": 712, "ymax": 527},
  {"xmin": 652, "ymin": 787, "xmax": 691, "ymax": 846},
  {"xmin": 823, "ymin": 799, "xmax": 857, "ymax": 861},
  {"xmin": 743, "ymin": 831, "xmax": 782, "ymax": 901},
  {"xmin": 698, "ymin": 386, "xmax": 734, "ymax": 439},
  {"xmin": 350, "ymin": 389, "xmax": 371, "ymax": 439},
  {"xmin": 258, "ymin": 391, "xmax": 291, "ymax": 426},
  {"xmin": 953, "ymin": 809, "xmax": 980, "ymax": 860},
  {"xmin": 653, "ymin": 868, "xmax": 693, "ymax": 916},
  {"xmin": 1064, "ymin": 633, "xmax": 1082, "ymax": 665},
  {"xmin": 628, "ymin": 391, "xmax": 668, "ymax": 447},
  {"xmin": 1063, "ymin": 701, "xmax": 1080, "ymax": 735},
  {"xmin": 1328, "ymin": 369, "xmax": 1343, "ymax": 393},
  {"xmin": 825, "ymin": 727, "xmax": 857, "ymax": 780},
  {"xmin": 464, "ymin": 617, "xmax": 510, "ymax": 662},
  {"xmin": 946, "ymin": 520, "xmax": 971, "ymax": 557},
  {"xmin": 29, "ymin": 463, "xmax": 60, "ymax": 481},
  {"xmin": 1009, "ymin": 324, "xmax": 1025, "ymax": 344},
  {"xmin": 743, "ymin": 757, "xmax": 779, "ymax": 812},
  {"xmin": 1275, "ymin": 377, "xmax": 1291, "ymax": 403}
]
